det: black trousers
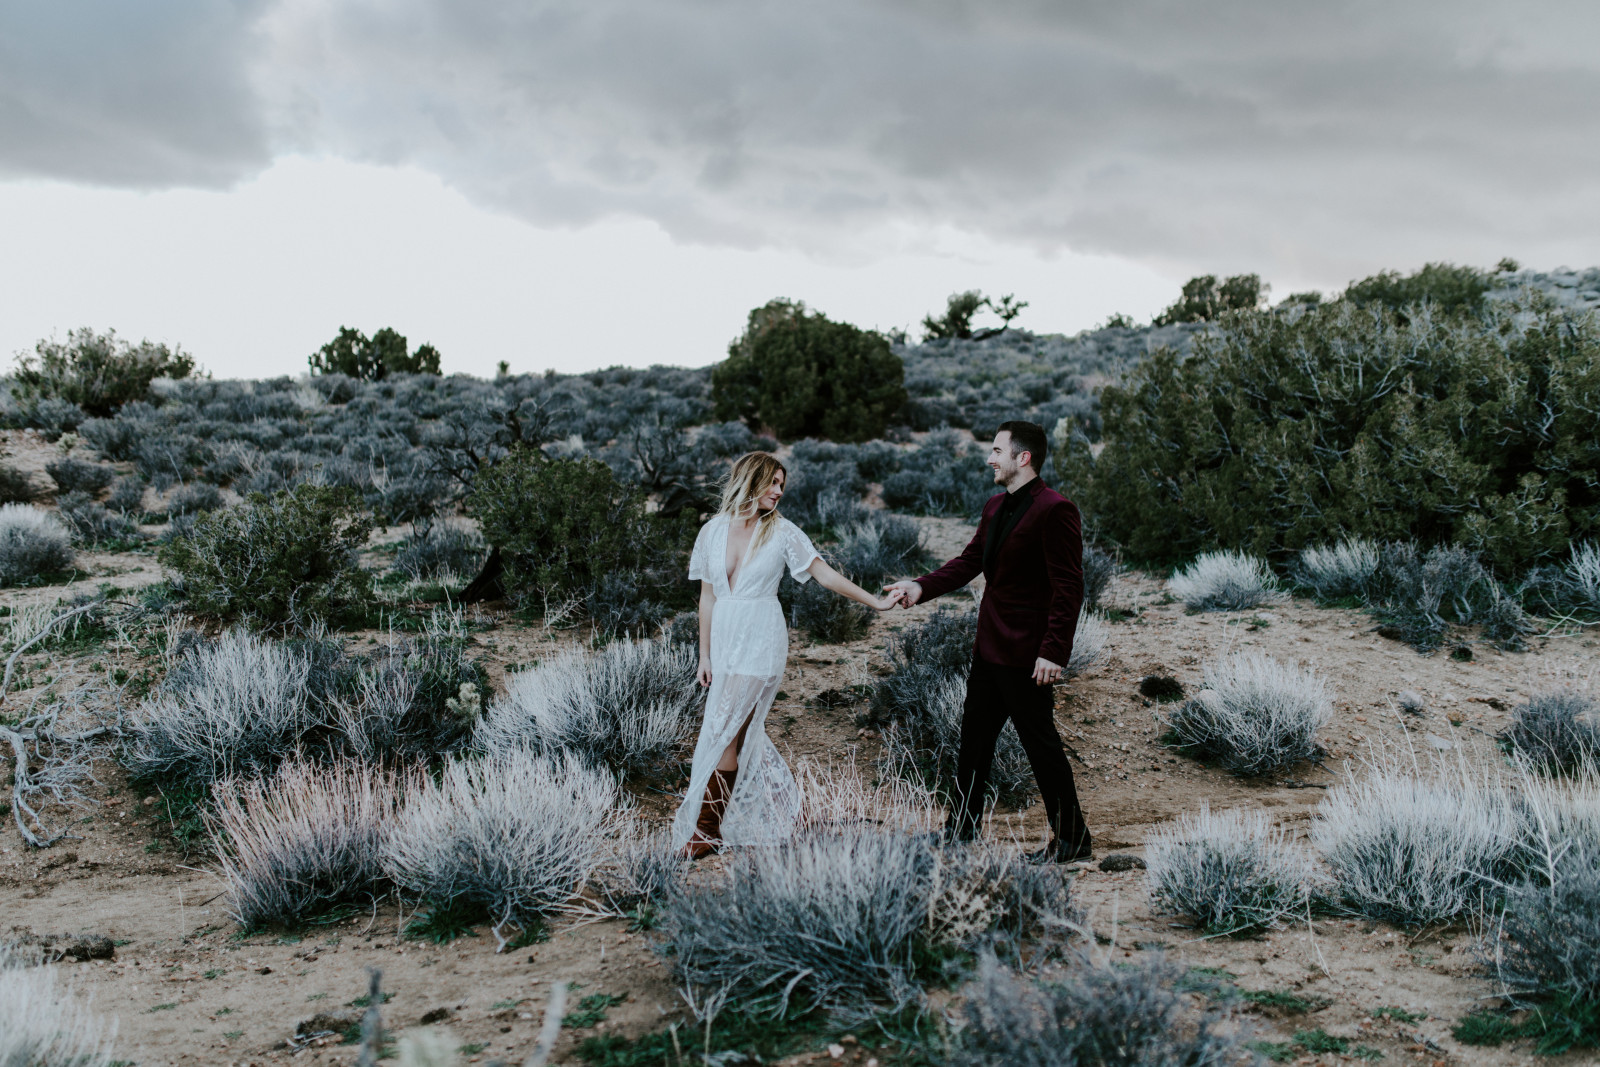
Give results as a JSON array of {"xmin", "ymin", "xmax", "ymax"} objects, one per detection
[{"xmin": 947, "ymin": 654, "xmax": 1091, "ymax": 848}]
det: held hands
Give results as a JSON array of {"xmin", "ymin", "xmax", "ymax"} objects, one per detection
[
  {"xmin": 1032, "ymin": 656, "xmax": 1063, "ymax": 686},
  {"xmin": 882, "ymin": 580, "xmax": 923, "ymax": 610},
  {"xmin": 870, "ymin": 587, "xmax": 906, "ymax": 611}
]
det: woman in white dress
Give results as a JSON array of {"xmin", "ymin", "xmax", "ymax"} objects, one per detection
[{"xmin": 672, "ymin": 452, "xmax": 902, "ymax": 858}]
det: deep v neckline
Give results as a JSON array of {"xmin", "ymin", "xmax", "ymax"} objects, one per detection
[{"xmin": 723, "ymin": 516, "xmax": 757, "ymax": 593}]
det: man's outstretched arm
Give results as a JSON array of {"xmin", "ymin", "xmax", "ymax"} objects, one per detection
[{"xmin": 885, "ymin": 513, "xmax": 988, "ymax": 607}]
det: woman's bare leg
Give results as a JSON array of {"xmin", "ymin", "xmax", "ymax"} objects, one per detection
[{"xmin": 716, "ymin": 709, "xmax": 758, "ymax": 772}]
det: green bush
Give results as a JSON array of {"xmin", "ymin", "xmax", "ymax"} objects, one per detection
[
  {"xmin": 1153, "ymin": 274, "xmax": 1267, "ymax": 325},
  {"xmin": 468, "ymin": 447, "xmax": 687, "ymax": 612},
  {"xmin": 1343, "ymin": 261, "xmax": 1490, "ymax": 317},
  {"xmin": 308, "ymin": 326, "xmax": 442, "ymax": 380},
  {"xmin": 158, "ymin": 485, "xmax": 373, "ymax": 631},
  {"xmin": 1064, "ymin": 298, "xmax": 1600, "ymax": 572},
  {"xmin": 12, "ymin": 327, "xmax": 196, "ymax": 418},
  {"xmin": 712, "ymin": 299, "xmax": 906, "ymax": 442}
]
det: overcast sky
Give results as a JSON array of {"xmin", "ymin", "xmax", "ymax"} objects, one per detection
[{"xmin": 3, "ymin": 1, "xmax": 1597, "ymax": 379}]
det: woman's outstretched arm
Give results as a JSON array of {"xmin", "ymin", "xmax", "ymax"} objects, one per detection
[
  {"xmin": 806, "ymin": 558, "xmax": 902, "ymax": 610},
  {"xmin": 696, "ymin": 580, "xmax": 716, "ymax": 686}
]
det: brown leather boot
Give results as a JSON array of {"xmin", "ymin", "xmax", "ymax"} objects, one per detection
[{"xmin": 683, "ymin": 768, "xmax": 737, "ymax": 859}]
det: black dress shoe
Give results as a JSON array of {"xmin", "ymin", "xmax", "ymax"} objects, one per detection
[{"xmin": 1026, "ymin": 838, "xmax": 1093, "ymax": 865}]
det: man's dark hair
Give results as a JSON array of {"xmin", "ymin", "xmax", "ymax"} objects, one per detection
[{"xmin": 997, "ymin": 420, "xmax": 1048, "ymax": 471}]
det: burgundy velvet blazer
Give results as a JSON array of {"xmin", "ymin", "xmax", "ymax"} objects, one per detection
[{"xmin": 913, "ymin": 478, "xmax": 1085, "ymax": 669}]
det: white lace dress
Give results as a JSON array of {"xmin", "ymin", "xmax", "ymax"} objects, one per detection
[{"xmin": 669, "ymin": 514, "xmax": 820, "ymax": 851}]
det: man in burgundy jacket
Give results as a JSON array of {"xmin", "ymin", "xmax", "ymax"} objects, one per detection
[{"xmin": 885, "ymin": 420, "xmax": 1092, "ymax": 863}]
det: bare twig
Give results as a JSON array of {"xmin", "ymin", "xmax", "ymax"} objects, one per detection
[
  {"xmin": 524, "ymin": 980, "xmax": 567, "ymax": 1067},
  {"xmin": 355, "ymin": 968, "xmax": 384, "ymax": 1067}
]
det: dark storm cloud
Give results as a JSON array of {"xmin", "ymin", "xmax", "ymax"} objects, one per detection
[
  {"xmin": 0, "ymin": 0, "xmax": 273, "ymax": 185},
  {"xmin": 9, "ymin": 1, "xmax": 1600, "ymax": 279}
]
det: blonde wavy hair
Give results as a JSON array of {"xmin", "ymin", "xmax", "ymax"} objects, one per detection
[{"xmin": 717, "ymin": 452, "xmax": 787, "ymax": 551}]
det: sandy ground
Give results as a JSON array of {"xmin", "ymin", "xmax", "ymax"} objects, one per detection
[{"xmin": 3, "ymin": 486, "xmax": 1599, "ymax": 1066}]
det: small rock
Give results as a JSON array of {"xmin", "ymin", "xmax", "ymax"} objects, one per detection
[
  {"xmin": 295, "ymin": 1008, "xmax": 361, "ymax": 1038},
  {"xmin": 1139, "ymin": 675, "xmax": 1185, "ymax": 702},
  {"xmin": 1397, "ymin": 690, "xmax": 1427, "ymax": 715},
  {"xmin": 419, "ymin": 1007, "xmax": 453, "ymax": 1025},
  {"xmin": 1099, "ymin": 854, "xmax": 1146, "ymax": 872},
  {"xmin": 142, "ymin": 796, "xmax": 157, "ymax": 807},
  {"xmin": 257, "ymin": 966, "xmax": 273, "ymax": 975},
  {"xmin": 827, "ymin": 1044, "xmax": 845, "ymax": 1060},
  {"xmin": 1426, "ymin": 734, "xmax": 1454, "ymax": 751}
]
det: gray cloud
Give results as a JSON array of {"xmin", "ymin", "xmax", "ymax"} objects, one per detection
[
  {"xmin": 0, "ymin": 0, "xmax": 273, "ymax": 186},
  {"xmin": 8, "ymin": 0, "xmax": 1600, "ymax": 284}
]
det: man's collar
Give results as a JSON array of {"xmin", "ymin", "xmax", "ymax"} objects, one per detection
[{"xmin": 1005, "ymin": 473, "xmax": 1044, "ymax": 496}]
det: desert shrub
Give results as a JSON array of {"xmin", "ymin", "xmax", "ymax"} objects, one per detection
[
  {"xmin": 1144, "ymin": 805, "xmax": 1315, "ymax": 934},
  {"xmin": 588, "ymin": 570, "xmax": 674, "ymax": 638},
  {"xmin": 953, "ymin": 953, "xmax": 1251, "ymax": 1067},
  {"xmin": 596, "ymin": 828, "xmax": 690, "ymax": 918},
  {"xmin": 391, "ymin": 523, "xmax": 486, "ymax": 581},
  {"xmin": 56, "ymin": 490, "xmax": 135, "ymax": 544},
  {"xmin": 1066, "ymin": 609, "xmax": 1109, "ymax": 677},
  {"xmin": 308, "ymin": 326, "xmax": 441, "ymax": 380},
  {"xmin": 12, "ymin": 327, "xmax": 195, "ymax": 418},
  {"xmin": 0, "ymin": 949, "xmax": 118, "ymax": 1066},
  {"xmin": 0, "ymin": 503, "xmax": 75, "ymax": 585},
  {"xmin": 1295, "ymin": 538, "xmax": 1380, "ymax": 601},
  {"xmin": 381, "ymin": 750, "xmax": 619, "ymax": 933},
  {"xmin": 476, "ymin": 639, "xmax": 700, "ymax": 777},
  {"xmin": 1526, "ymin": 542, "xmax": 1600, "ymax": 621},
  {"xmin": 1159, "ymin": 653, "xmax": 1330, "ymax": 776},
  {"xmin": 830, "ymin": 512, "xmax": 929, "ymax": 587},
  {"xmin": 1166, "ymin": 550, "xmax": 1284, "ymax": 612},
  {"xmin": 468, "ymin": 447, "xmax": 685, "ymax": 613},
  {"xmin": 1153, "ymin": 272, "xmax": 1267, "ymax": 325},
  {"xmin": 168, "ymin": 481, "xmax": 223, "ymax": 516},
  {"xmin": 18, "ymin": 397, "xmax": 87, "ymax": 437},
  {"xmin": 1500, "ymin": 693, "xmax": 1600, "ymax": 776},
  {"xmin": 878, "ymin": 670, "xmax": 1033, "ymax": 805},
  {"xmin": 659, "ymin": 831, "xmax": 1065, "ymax": 1021},
  {"xmin": 711, "ymin": 299, "xmax": 906, "ymax": 442},
  {"xmin": 880, "ymin": 428, "xmax": 999, "ymax": 519},
  {"xmin": 663, "ymin": 609, "xmax": 700, "ymax": 649},
  {"xmin": 786, "ymin": 575, "xmax": 873, "ymax": 644},
  {"xmin": 0, "ymin": 464, "xmax": 34, "ymax": 504},
  {"xmin": 45, "ymin": 457, "xmax": 114, "ymax": 495},
  {"xmin": 1368, "ymin": 542, "xmax": 1531, "ymax": 652},
  {"xmin": 329, "ymin": 614, "xmax": 488, "ymax": 762},
  {"xmin": 105, "ymin": 475, "xmax": 145, "ymax": 514},
  {"xmin": 158, "ymin": 484, "xmax": 373, "ymax": 632},
  {"xmin": 1065, "ymin": 298, "xmax": 1600, "ymax": 570},
  {"xmin": 1312, "ymin": 766, "xmax": 1518, "ymax": 925},
  {"xmin": 1081, "ymin": 543, "xmax": 1119, "ymax": 611},
  {"xmin": 868, "ymin": 606, "xmax": 978, "ymax": 725},
  {"xmin": 123, "ymin": 630, "xmax": 318, "ymax": 790},
  {"xmin": 1344, "ymin": 261, "xmax": 1490, "ymax": 316},
  {"xmin": 208, "ymin": 760, "xmax": 404, "ymax": 928}
]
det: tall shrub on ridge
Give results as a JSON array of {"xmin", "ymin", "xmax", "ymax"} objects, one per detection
[
  {"xmin": 1063, "ymin": 298, "xmax": 1600, "ymax": 570},
  {"xmin": 712, "ymin": 299, "xmax": 906, "ymax": 442},
  {"xmin": 12, "ymin": 327, "xmax": 196, "ymax": 418}
]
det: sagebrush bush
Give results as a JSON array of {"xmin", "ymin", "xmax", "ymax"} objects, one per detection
[
  {"xmin": 1065, "ymin": 297, "xmax": 1600, "ymax": 570},
  {"xmin": 124, "ymin": 629, "xmax": 318, "ymax": 789},
  {"xmin": 168, "ymin": 481, "xmax": 223, "ymax": 516},
  {"xmin": 786, "ymin": 574, "xmax": 873, "ymax": 644},
  {"xmin": 105, "ymin": 475, "xmax": 146, "ymax": 514},
  {"xmin": 1500, "ymin": 693, "xmax": 1600, "ymax": 776},
  {"xmin": 830, "ymin": 511, "xmax": 929, "ymax": 587},
  {"xmin": 659, "ymin": 830, "xmax": 1068, "ymax": 1021},
  {"xmin": 1066, "ymin": 609, "xmax": 1109, "ymax": 677},
  {"xmin": 880, "ymin": 428, "xmax": 1000, "ymax": 519},
  {"xmin": 1166, "ymin": 550, "xmax": 1284, "ymax": 612},
  {"xmin": 954, "ymin": 953, "xmax": 1251, "ymax": 1067},
  {"xmin": 879, "ymin": 670, "xmax": 1033, "ymax": 805},
  {"xmin": 476, "ymin": 639, "xmax": 700, "ymax": 777},
  {"xmin": 596, "ymin": 828, "xmax": 689, "ymax": 918},
  {"xmin": 158, "ymin": 484, "xmax": 373, "ymax": 632},
  {"xmin": 391, "ymin": 523, "xmax": 485, "ymax": 581},
  {"xmin": 587, "ymin": 570, "xmax": 674, "ymax": 638},
  {"xmin": 1081, "ymin": 543, "xmax": 1119, "ymax": 611},
  {"xmin": 45, "ymin": 457, "xmax": 114, "ymax": 495},
  {"xmin": 0, "ymin": 950, "xmax": 118, "ymax": 1067},
  {"xmin": 1159, "ymin": 652, "xmax": 1330, "ymax": 776},
  {"xmin": 1144, "ymin": 805, "xmax": 1314, "ymax": 934},
  {"xmin": 57, "ymin": 490, "xmax": 135, "ymax": 544},
  {"xmin": 0, "ymin": 503, "xmax": 75, "ymax": 585},
  {"xmin": 208, "ymin": 760, "xmax": 405, "ymax": 928},
  {"xmin": 711, "ymin": 298, "xmax": 907, "ymax": 442},
  {"xmin": 0, "ymin": 464, "xmax": 35, "ymax": 504},
  {"xmin": 1313, "ymin": 765, "xmax": 1518, "ymax": 925},
  {"xmin": 868, "ymin": 606, "xmax": 979, "ymax": 724},
  {"xmin": 382, "ymin": 750, "xmax": 619, "ymax": 932},
  {"xmin": 1295, "ymin": 539, "xmax": 1380, "ymax": 601}
]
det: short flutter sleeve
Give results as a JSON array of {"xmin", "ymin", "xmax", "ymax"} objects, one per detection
[
  {"xmin": 688, "ymin": 519, "xmax": 717, "ymax": 582},
  {"xmin": 782, "ymin": 521, "xmax": 822, "ymax": 582}
]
